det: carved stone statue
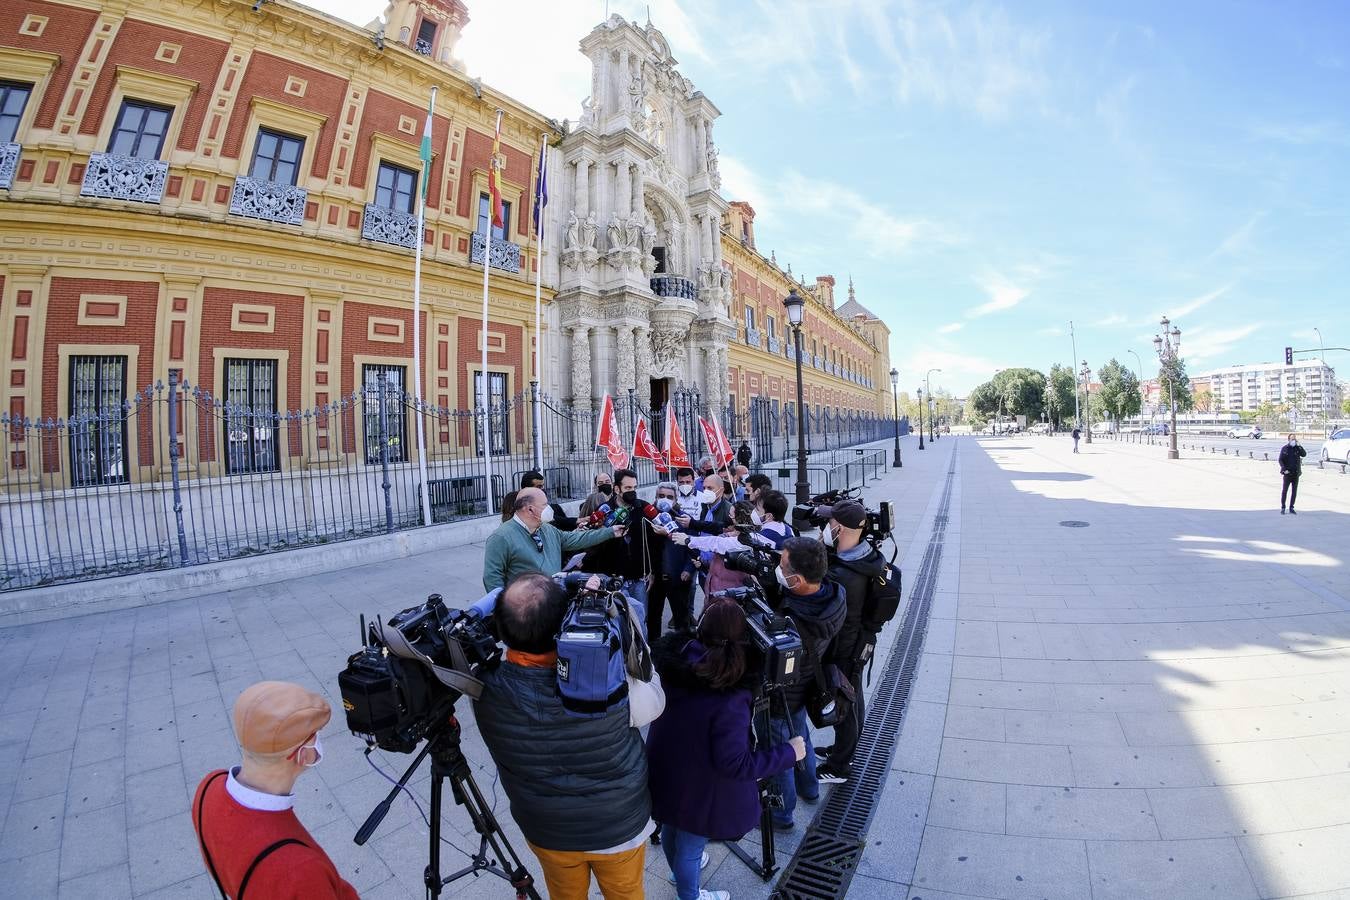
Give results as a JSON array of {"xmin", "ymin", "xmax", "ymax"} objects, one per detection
[
  {"xmin": 581, "ymin": 212, "xmax": 599, "ymax": 269},
  {"xmin": 649, "ymin": 329, "xmax": 686, "ymax": 378},
  {"xmin": 579, "ymin": 96, "xmax": 596, "ymax": 129},
  {"xmin": 640, "ymin": 217, "xmax": 658, "ymax": 278},
  {"xmin": 564, "ymin": 210, "xmax": 580, "ymax": 251},
  {"xmin": 706, "ymin": 144, "xmax": 721, "ymax": 189},
  {"xmin": 606, "ymin": 214, "xmax": 624, "ymax": 257}
]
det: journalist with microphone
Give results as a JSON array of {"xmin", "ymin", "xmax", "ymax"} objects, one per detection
[{"xmin": 482, "ymin": 488, "xmax": 622, "ymax": 592}]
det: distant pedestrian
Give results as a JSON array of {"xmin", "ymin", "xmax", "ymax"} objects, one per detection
[
  {"xmin": 736, "ymin": 441, "xmax": 752, "ymax": 469},
  {"xmin": 1072, "ymin": 427, "xmax": 1081, "ymax": 453},
  {"xmin": 1279, "ymin": 433, "xmax": 1306, "ymax": 515}
]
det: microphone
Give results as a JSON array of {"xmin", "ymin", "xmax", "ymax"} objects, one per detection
[{"xmin": 585, "ymin": 503, "xmax": 612, "ymax": 528}]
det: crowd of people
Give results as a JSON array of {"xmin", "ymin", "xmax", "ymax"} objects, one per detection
[{"xmin": 195, "ymin": 456, "xmax": 893, "ymax": 900}]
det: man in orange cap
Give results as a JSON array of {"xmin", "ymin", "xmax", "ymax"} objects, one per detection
[{"xmin": 192, "ymin": 680, "xmax": 358, "ymax": 899}]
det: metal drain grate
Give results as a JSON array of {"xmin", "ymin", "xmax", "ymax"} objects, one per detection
[
  {"xmin": 1058, "ymin": 520, "xmax": 1090, "ymax": 527},
  {"xmin": 773, "ymin": 446, "xmax": 959, "ymax": 899}
]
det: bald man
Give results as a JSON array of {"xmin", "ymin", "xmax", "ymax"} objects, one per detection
[
  {"xmin": 482, "ymin": 487, "xmax": 623, "ymax": 592},
  {"xmin": 193, "ymin": 681, "xmax": 358, "ymax": 899}
]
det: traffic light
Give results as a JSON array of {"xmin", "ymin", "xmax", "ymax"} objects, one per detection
[{"xmin": 1285, "ymin": 346, "xmax": 1293, "ymax": 365}]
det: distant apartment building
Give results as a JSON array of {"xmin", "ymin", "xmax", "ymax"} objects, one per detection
[{"xmin": 1200, "ymin": 360, "xmax": 1342, "ymax": 416}]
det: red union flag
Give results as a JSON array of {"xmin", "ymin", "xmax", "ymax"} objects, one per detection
[
  {"xmin": 697, "ymin": 416, "xmax": 721, "ymax": 465},
  {"xmin": 664, "ymin": 405, "xmax": 691, "ymax": 469},
  {"xmin": 712, "ymin": 415, "xmax": 735, "ymax": 468},
  {"xmin": 632, "ymin": 416, "xmax": 661, "ymax": 463},
  {"xmin": 595, "ymin": 394, "xmax": 629, "ymax": 470}
]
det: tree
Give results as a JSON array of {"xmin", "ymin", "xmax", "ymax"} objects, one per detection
[
  {"xmin": 990, "ymin": 368, "xmax": 1047, "ymax": 423},
  {"xmin": 1044, "ymin": 364, "xmax": 1077, "ymax": 428},
  {"xmin": 1343, "ymin": 394, "xmax": 1350, "ymax": 416},
  {"xmin": 1096, "ymin": 358, "xmax": 1141, "ymax": 422},
  {"xmin": 1193, "ymin": 388, "xmax": 1214, "ymax": 414},
  {"xmin": 1156, "ymin": 356, "xmax": 1193, "ymax": 413}
]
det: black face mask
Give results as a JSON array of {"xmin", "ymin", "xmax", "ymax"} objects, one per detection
[
  {"xmin": 622, "ymin": 490, "xmax": 638, "ymax": 506},
  {"xmin": 597, "ymin": 483, "xmax": 613, "ymax": 496}
]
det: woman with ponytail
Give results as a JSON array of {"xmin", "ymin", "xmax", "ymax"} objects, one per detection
[{"xmin": 647, "ymin": 598, "xmax": 806, "ymax": 900}]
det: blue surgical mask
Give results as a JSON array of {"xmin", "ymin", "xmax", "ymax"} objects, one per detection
[{"xmin": 656, "ymin": 498, "xmax": 674, "ymax": 512}]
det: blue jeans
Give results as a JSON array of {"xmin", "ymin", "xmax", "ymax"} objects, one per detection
[
  {"xmin": 661, "ymin": 824, "xmax": 709, "ymax": 900},
  {"xmin": 769, "ymin": 705, "xmax": 817, "ymax": 826},
  {"xmin": 622, "ymin": 578, "xmax": 648, "ymax": 622}
]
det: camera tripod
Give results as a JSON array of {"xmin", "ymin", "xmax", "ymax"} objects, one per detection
[
  {"xmin": 354, "ymin": 715, "xmax": 541, "ymax": 900},
  {"xmin": 723, "ymin": 687, "xmax": 794, "ymax": 881}
]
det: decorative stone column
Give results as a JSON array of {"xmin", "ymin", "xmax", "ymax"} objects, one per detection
[
  {"xmin": 635, "ymin": 327, "xmax": 653, "ymax": 408},
  {"xmin": 615, "ymin": 324, "xmax": 636, "ymax": 396},
  {"xmin": 571, "ymin": 326, "xmax": 592, "ymax": 409},
  {"xmin": 616, "ymin": 161, "xmax": 632, "ymax": 218},
  {"xmin": 574, "ymin": 159, "xmax": 590, "ymax": 217}
]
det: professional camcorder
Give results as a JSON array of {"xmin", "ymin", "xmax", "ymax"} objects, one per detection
[
  {"xmin": 552, "ymin": 572, "xmax": 649, "ymax": 717},
  {"xmin": 708, "ymin": 582, "xmax": 803, "ymax": 692},
  {"xmin": 791, "ymin": 488, "xmax": 895, "ymax": 544},
  {"xmin": 338, "ymin": 594, "xmax": 499, "ymax": 754}
]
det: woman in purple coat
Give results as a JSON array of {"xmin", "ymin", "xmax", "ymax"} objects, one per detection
[{"xmin": 647, "ymin": 599, "xmax": 806, "ymax": 900}]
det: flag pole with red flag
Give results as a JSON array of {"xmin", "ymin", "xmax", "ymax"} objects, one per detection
[{"xmin": 595, "ymin": 394, "xmax": 630, "ymax": 470}]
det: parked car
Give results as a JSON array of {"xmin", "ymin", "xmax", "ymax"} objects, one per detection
[
  {"xmin": 1322, "ymin": 428, "xmax": 1350, "ymax": 464},
  {"xmin": 1227, "ymin": 425, "xmax": 1262, "ymax": 439}
]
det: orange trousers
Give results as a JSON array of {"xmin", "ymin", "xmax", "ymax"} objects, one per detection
[{"xmin": 526, "ymin": 841, "xmax": 646, "ymax": 900}]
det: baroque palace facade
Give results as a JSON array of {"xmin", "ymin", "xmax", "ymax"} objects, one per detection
[{"xmin": 0, "ymin": 0, "xmax": 891, "ymax": 489}]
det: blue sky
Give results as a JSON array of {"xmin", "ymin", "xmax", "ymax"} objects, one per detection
[{"xmin": 304, "ymin": 0, "xmax": 1350, "ymax": 395}]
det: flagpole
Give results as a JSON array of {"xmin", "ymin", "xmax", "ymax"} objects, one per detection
[
  {"xmin": 412, "ymin": 87, "xmax": 435, "ymax": 527},
  {"xmin": 531, "ymin": 131, "xmax": 548, "ymax": 472},
  {"xmin": 479, "ymin": 109, "xmax": 502, "ymax": 517}
]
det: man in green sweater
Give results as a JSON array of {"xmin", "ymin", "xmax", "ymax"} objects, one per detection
[{"xmin": 482, "ymin": 487, "xmax": 624, "ymax": 592}]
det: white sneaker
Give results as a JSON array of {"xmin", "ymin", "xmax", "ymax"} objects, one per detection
[
  {"xmin": 667, "ymin": 851, "xmax": 711, "ymax": 884},
  {"xmin": 698, "ymin": 891, "xmax": 730, "ymax": 900}
]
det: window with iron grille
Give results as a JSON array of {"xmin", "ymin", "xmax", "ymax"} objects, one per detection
[
  {"xmin": 375, "ymin": 162, "xmax": 418, "ymax": 213},
  {"xmin": 473, "ymin": 370, "xmax": 510, "ymax": 456},
  {"xmin": 224, "ymin": 358, "xmax": 280, "ymax": 474},
  {"xmin": 363, "ymin": 364, "xmax": 407, "ymax": 464},
  {"xmin": 416, "ymin": 19, "xmax": 437, "ymax": 54},
  {"xmin": 477, "ymin": 193, "xmax": 510, "ymax": 241},
  {"xmin": 0, "ymin": 81, "xmax": 32, "ymax": 144},
  {"xmin": 69, "ymin": 355, "xmax": 129, "ymax": 487},
  {"xmin": 250, "ymin": 128, "xmax": 304, "ymax": 185},
  {"xmin": 744, "ymin": 306, "xmax": 755, "ymax": 332},
  {"xmin": 108, "ymin": 100, "xmax": 172, "ymax": 158}
]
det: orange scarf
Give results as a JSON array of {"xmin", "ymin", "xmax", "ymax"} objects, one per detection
[{"xmin": 506, "ymin": 648, "xmax": 558, "ymax": 668}]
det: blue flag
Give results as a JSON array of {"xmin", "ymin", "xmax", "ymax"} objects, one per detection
[{"xmin": 532, "ymin": 137, "xmax": 548, "ymax": 235}]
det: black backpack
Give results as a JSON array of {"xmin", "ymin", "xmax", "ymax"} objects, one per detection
[{"xmin": 835, "ymin": 552, "xmax": 904, "ymax": 634}]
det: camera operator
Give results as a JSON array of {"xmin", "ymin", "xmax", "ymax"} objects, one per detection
[
  {"xmin": 579, "ymin": 468, "xmax": 662, "ymax": 610},
  {"xmin": 813, "ymin": 500, "xmax": 887, "ymax": 785},
  {"xmin": 482, "ymin": 488, "xmax": 623, "ymax": 592},
  {"xmin": 768, "ymin": 537, "xmax": 845, "ymax": 830},
  {"xmin": 647, "ymin": 598, "xmax": 805, "ymax": 900},
  {"xmin": 578, "ymin": 471, "xmax": 615, "ymax": 518},
  {"xmin": 193, "ymin": 681, "xmax": 358, "ymax": 899},
  {"xmin": 473, "ymin": 573, "xmax": 652, "ymax": 899}
]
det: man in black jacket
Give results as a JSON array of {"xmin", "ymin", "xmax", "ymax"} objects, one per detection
[
  {"xmin": 814, "ymin": 500, "xmax": 886, "ymax": 785},
  {"xmin": 473, "ymin": 573, "xmax": 651, "ymax": 899},
  {"xmin": 674, "ymin": 473, "xmax": 731, "ymax": 535},
  {"xmin": 769, "ymin": 537, "xmax": 846, "ymax": 831},
  {"xmin": 580, "ymin": 468, "xmax": 660, "ymax": 610},
  {"xmin": 1279, "ymin": 433, "xmax": 1307, "ymax": 514}
]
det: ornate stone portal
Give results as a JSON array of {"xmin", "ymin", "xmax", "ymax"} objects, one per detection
[{"xmin": 550, "ymin": 16, "xmax": 733, "ymax": 418}]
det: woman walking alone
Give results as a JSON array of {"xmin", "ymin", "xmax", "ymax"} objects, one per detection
[{"xmin": 647, "ymin": 599, "xmax": 806, "ymax": 900}]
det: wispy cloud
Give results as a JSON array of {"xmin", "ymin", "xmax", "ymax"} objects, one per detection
[
  {"xmin": 1204, "ymin": 213, "xmax": 1265, "ymax": 262},
  {"xmin": 938, "ymin": 322, "xmax": 964, "ymax": 334},
  {"xmin": 1248, "ymin": 120, "xmax": 1350, "ymax": 147},
  {"xmin": 968, "ymin": 270, "xmax": 1031, "ymax": 318},
  {"xmin": 1093, "ymin": 313, "xmax": 1128, "ymax": 327},
  {"xmin": 1038, "ymin": 325, "xmax": 1065, "ymax": 337},
  {"xmin": 1162, "ymin": 284, "xmax": 1233, "ymax": 322},
  {"xmin": 1183, "ymin": 323, "xmax": 1263, "ymax": 364}
]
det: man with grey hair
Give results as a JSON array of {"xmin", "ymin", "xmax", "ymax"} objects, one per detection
[
  {"xmin": 482, "ymin": 487, "xmax": 621, "ymax": 592},
  {"xmin": 648, "ymin": 480, "xmax": 695, "ymax": 640}
]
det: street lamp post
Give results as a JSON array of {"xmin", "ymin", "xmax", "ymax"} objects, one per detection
[
  {"xmin": 917, "ymin": 388, "xmax": 925, "ymax": 450},
  {"xmin": 1153, "ymin": 315, "xmax": 1182, "ymax": 460},
  {"xmin": 783, "ymin": 289, "xmax": 810, "ymax": 502},
  {"xmin": 1126, "ymin": 348, "xmax": 1144, "ymax": 431},
  {"xmin": 1080, "ymin": 360, "xmax": 1093, "ymax": 444},
  {"xmin": 925, "ymin": 368, "xmax": 941, "ymax": 442},
  {"xmin": 890, "ymin": 367, "xmax": 902, "ymax": 467}
]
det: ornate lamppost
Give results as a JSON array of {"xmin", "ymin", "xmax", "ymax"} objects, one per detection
[
  {"xmin": 916, "ymin": 388, "xmax": 925, "ymax": 450},
  {"xmin": 925, "ymin": 368, "xmax": 941, "ymax": 442},
  {"xmin": 1153, "ymin": 315, "xmax": 1182, "ymax": 460},
  {"xmin": 783, "ymin": 288, "xmax": 810, "ymax": 502},
  {"xmin": 890, "ymin": 367, "xmax": 902, "ymax": 467},
  {"xmin": 1080, "ymin": 360, "xmax": 1093, "ymax": 444}
]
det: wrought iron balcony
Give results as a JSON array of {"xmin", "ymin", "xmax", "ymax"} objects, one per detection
[
  {"xmin": 650, "ymin": 274, "xmax": 697, "ymax": 300},
  {"xmin": 813, "ymin": 355, "xmax": 822, "ymax": 368},
  {"xmin": 362, "ymin": 203, "xmax": 419, "ymax": 249},
  {"xmin": 414, "ymin": 38, "xmax": 433, "ymax": 55},
  {"xmin": 0, "ymin": 143, "xmax": 18, "ymax": 190},
  {"xmin": 767, "ymin": 336, "xmax": 781, "ymax": 354},
  {"xmin": 230, "ymin": 175, "xmax": 307, "ymax": 225},
  {"xmin": 470, "ymin": 231, "xmax": 522, "ymax": 273},
  {"xmin": 745, "ymin": 328, "xmax": 761, "ymax": 348},
  {"xmin": 80, "ymin": 153, "xmax": 167, "ymax": 203}
]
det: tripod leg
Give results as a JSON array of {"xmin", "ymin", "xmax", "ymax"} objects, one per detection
[
  {"xmin": 425, "ymin": 774, "xmax": 443, "ymax": 900},
  {"xmin": 451, "ymin": 767, "xmax": 543, "ymax": 900}
]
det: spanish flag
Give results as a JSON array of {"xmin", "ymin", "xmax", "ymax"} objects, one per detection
[{"xmin": 488, "ymin": 109, "xmax": 504, "ymax": 230}]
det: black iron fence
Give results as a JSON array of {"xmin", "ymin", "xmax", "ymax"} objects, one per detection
[{"xmin": 1, "ymin": 375, "xmax": 899, "ymax": 590}]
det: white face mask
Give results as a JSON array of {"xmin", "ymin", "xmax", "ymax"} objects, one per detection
[
  {"xmin": 821, "ymin": 524, "xmax": 836, "ymax": 547},
  {"xmin": 301, "ymin": 734, "xmax": 323, "ymax": 768},
  {"xmin": 775, "ymin": 565, "xmax": 791, "ymax": 588},
  {"xmin": 1288, "ymin": 438, "xmax": 1296, "ymax": 446},
  {"xmin": 539, "ymin": 504, "xmax": 554, "ymax": 524},
  {"xmin": 698, "ymin": 489, "xmax": 717, "ymax": 504},
  {"xmin": 751, "ymin": 509, "xmax": 764, "ymax": 526},
  {"xmin": 679, "ymin": 483, "xmax": 694, "ymax": 496}
]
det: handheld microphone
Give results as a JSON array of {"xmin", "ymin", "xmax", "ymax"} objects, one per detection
[{"xmin": 586, "ymin": 503, "xmax": 612, "ymax": 527}]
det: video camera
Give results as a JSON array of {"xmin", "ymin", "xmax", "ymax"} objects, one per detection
[
  {"xmin": 338, "ymin": 594, "xmax": 499, "ymax": 754},
  {"xmin": 791, "ymin": 488, "xmax": 894, "ymax": 544},
  {"xmin": 708, "ymin": 582, "xmax": 803, "ymax": 692},
  {"xmin": 551, "ymin": 572, "xmax": 648, "ymax": 717}
]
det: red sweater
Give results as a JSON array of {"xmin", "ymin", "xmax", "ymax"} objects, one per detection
[{"xmin": 193, "ymin": 770, "xmax": 359, "ymax": 900}]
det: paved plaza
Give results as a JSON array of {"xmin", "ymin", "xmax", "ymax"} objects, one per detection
[{"xmin": 1, "ymin": 433, "xmax": 1348, "ymax": 899}]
